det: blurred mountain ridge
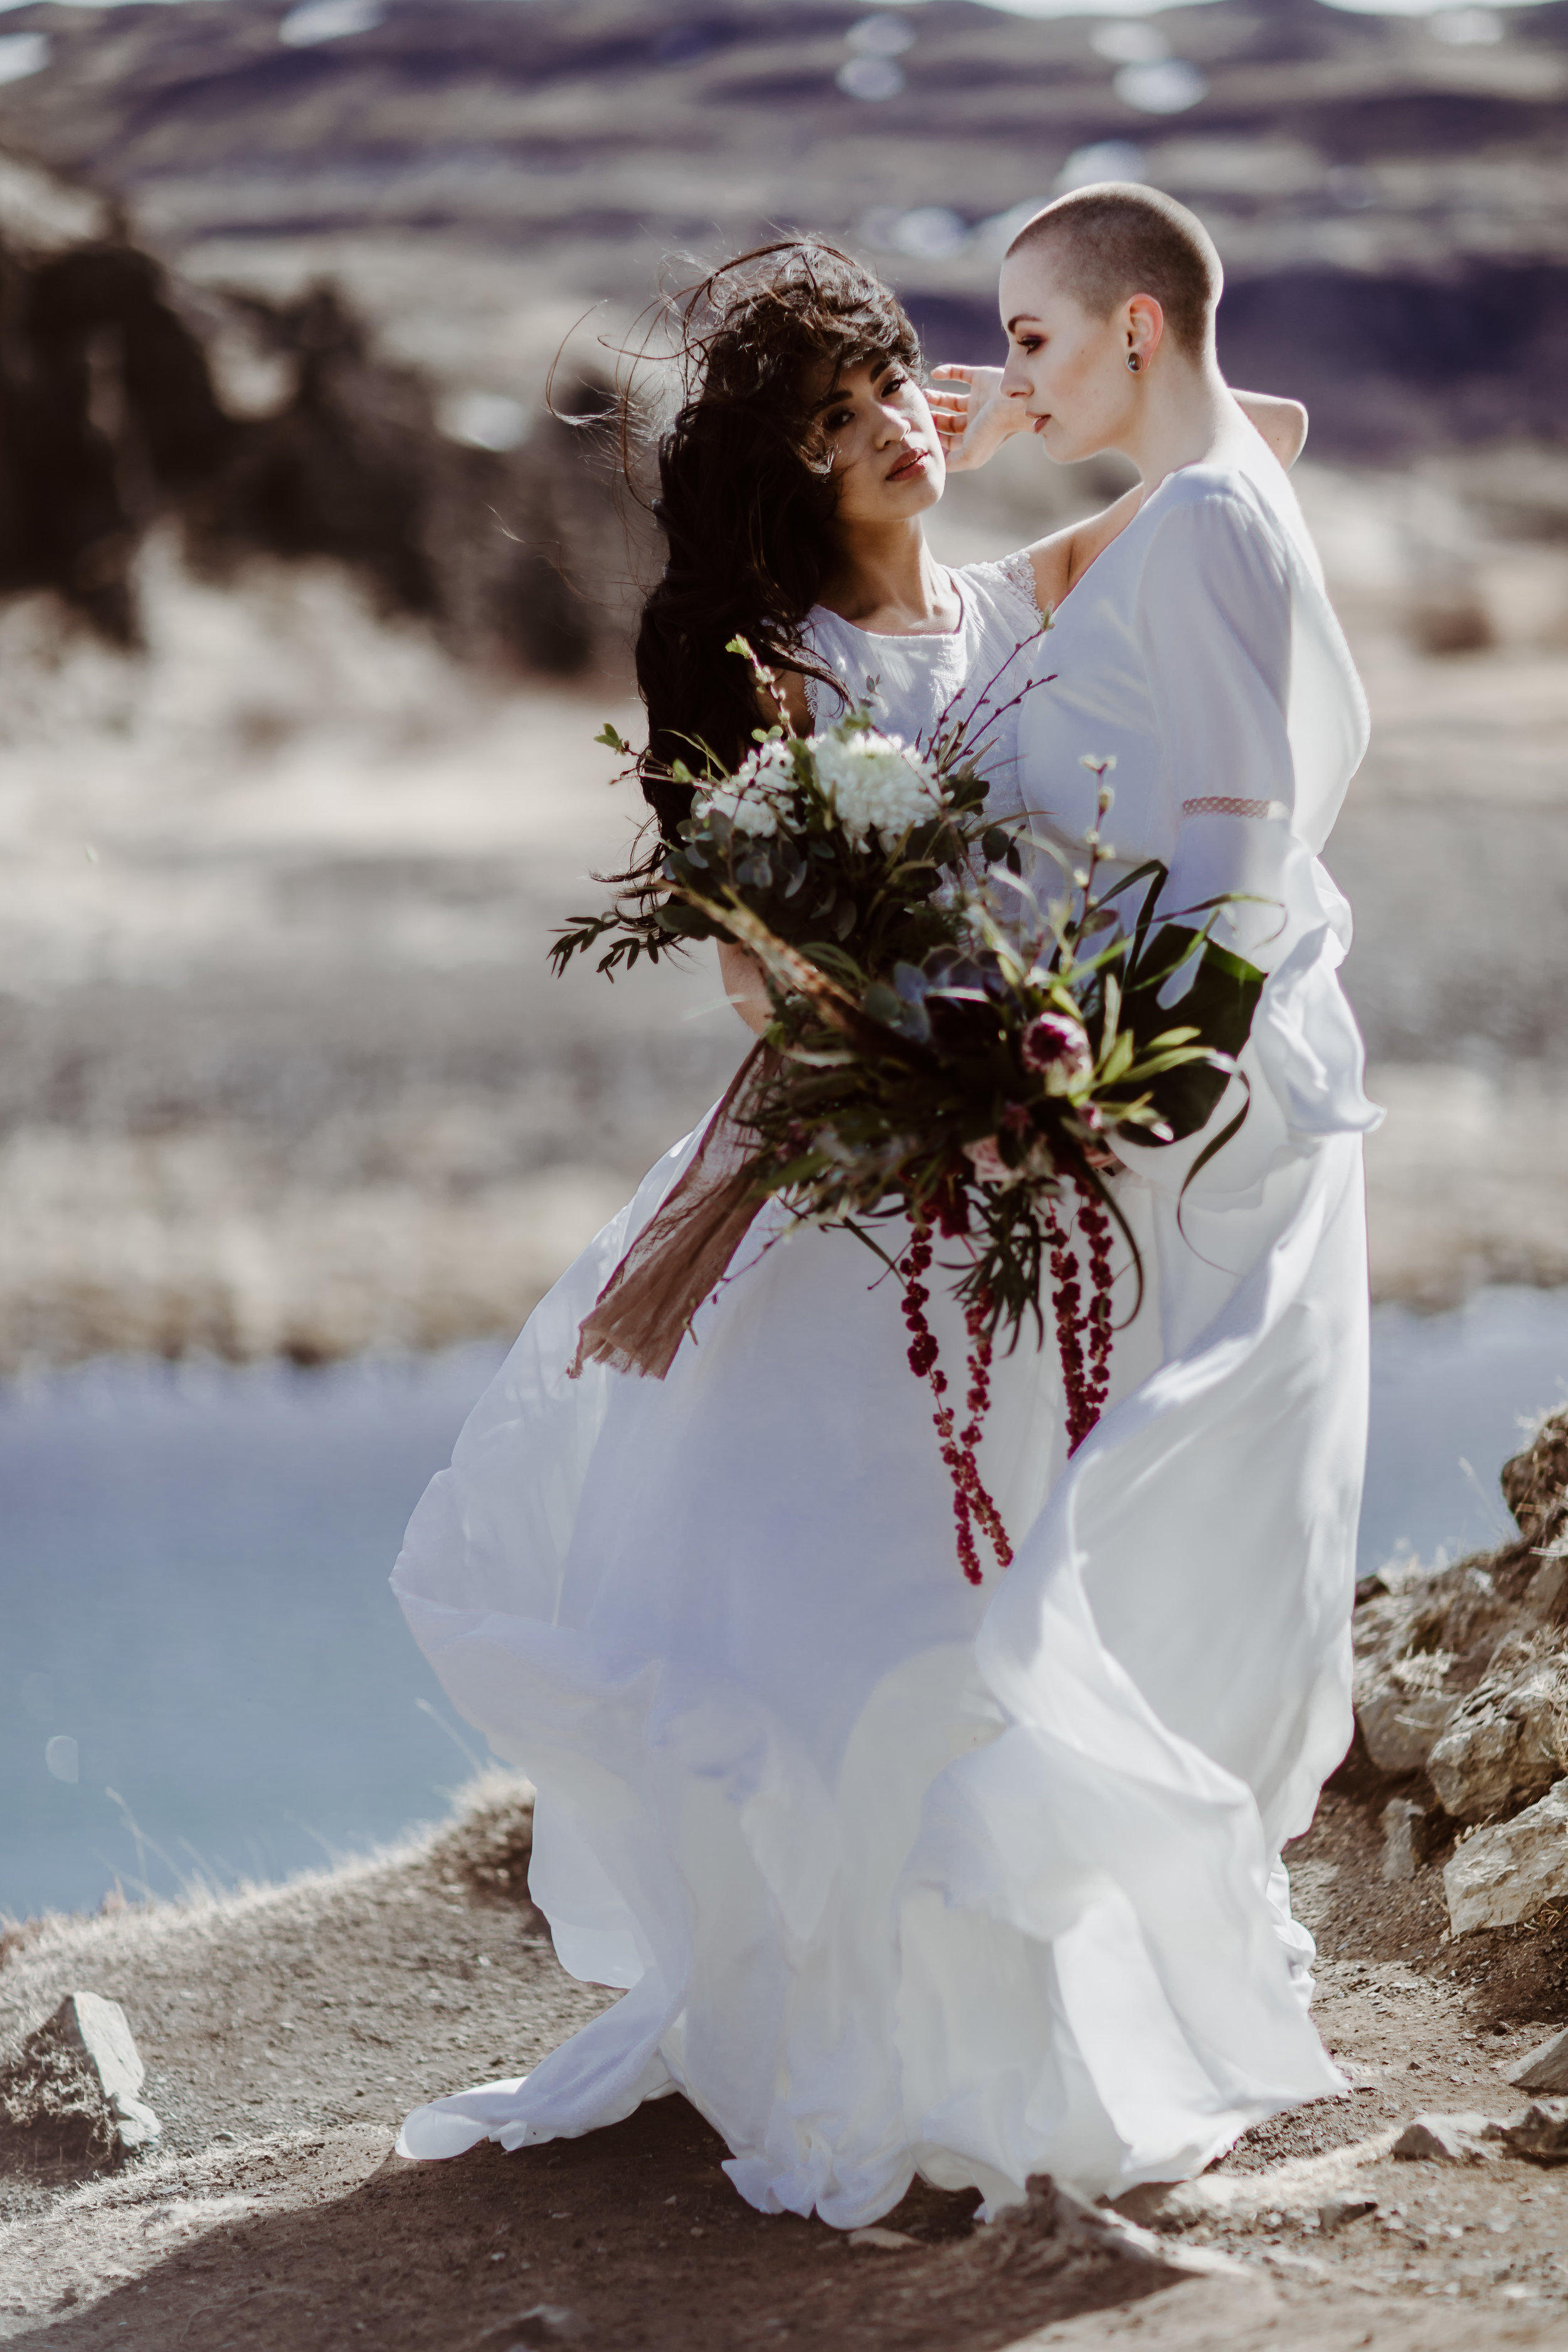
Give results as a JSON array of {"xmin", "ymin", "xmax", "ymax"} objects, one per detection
[{"xmin": 0, "ymin": 0, "xmax": 1562, "ymax": 460}]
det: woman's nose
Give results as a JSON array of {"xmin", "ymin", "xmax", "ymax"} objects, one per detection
[
  {"xmin": 1000, "ymin": 352, "xmax": 1030, "ymax": 397},
  {"xmin": 875, "ymin": 404, "xmax": 909, "ymax": 443}
]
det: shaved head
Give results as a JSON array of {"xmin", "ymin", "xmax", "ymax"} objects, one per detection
[{"xmin": 1005, "ymin": 184, "xmax": 1222, "ymax": 360}]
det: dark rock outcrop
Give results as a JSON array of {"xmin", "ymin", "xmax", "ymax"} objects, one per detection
[
  {"xmin": 1355, "ymin": 1406, "xmax": 1568, "ymax": 1808},
  {"xmin": 0, "ymin": 174, "xmax": 635, "ymax": 665}
]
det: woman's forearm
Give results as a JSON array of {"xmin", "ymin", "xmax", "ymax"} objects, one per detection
[{"xmin": 718, "ymin": 941, "xmax": 772, "ymax": 1037}]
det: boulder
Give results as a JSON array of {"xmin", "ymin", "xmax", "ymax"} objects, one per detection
[
  {"xmin": 1426, "ymin": 1657, "xmax": 1568, "ymax": 1823},
  {"xmin": 1392, "ymin": 2112, "xmax": 1503, "ymax": 2164},
  {"xmin": 1352, "ymin": 1561, "xmax": 1510, "ymax": 1775},
  {"xmin": 48, "ymin": 1991, "xmax": 161, "ymax": 2153},
  {"xmin": 1357, "ymin": 1673, "xmax": 1456, "ymax": 1776},
  {"xmin": 1505, "ymin": 2025, "xmax": 1568, "ymax": 2094},
  {"xmin": 0, "ymin": 1989, "xmax": 160, "ymax": 2163},
  {"xmin": 1502, "ymin": 1416, "xmax": 1568, "ymax": 1551},
  {"xmin": 1353, "ymin": 1411, "xmax": 1568, "ymax": 1825},
  {"xmin": 1498, "ymin": 2099, "xmax": 1568, "ymax": 2164},
  {"xmin": 1444, "ymin": 1781, "xmax": 1568, "ymax": 1933}
]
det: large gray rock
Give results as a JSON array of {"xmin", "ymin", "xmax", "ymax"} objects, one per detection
[
  {"xmin": 1394, "ymin": 2102, "xmax": 1568, "ymax": 2166},
  {"xmin": 1353, "ymin": 1562, "xmax": 1509, "ymax": 1775},
  {"xmin": 1506, "ymin": 2025, "xmax": 1568, "ymax": 2094},
  {"xmin": 1444, "ymin": 1780, "xmax": 1568, "ymax": 1934},
  {"xmin": 0, "ymin": 1990, "xmax": 161, "ymax": 2162},
  {"xmin": 1356, "ymin": 1671, "xmax": 1457, "ymax": 1776},
  {"xmin": 1499, "ymin": 2099, "xmax": 1568, "ymax": 2164},
  {"xmin": 1353, "ymin": 1411, "xmax": 1568, "ymax": 1824},
  {"xmin": 1426, "ymin": 1654, "xmax": 1568, "ymax": 1823},
  {"xmin": 51, "ymin": 1992, "xmax": 161, "ymax": 2151},
  {"xmin": 1392, "ymin": 2112, "xmax": 1503, "ymax": 2164}
]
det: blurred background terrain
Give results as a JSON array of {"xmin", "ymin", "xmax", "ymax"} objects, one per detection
[
  {"xmin": 0, "ymin": 0, "xmax": 1564, "ymax": 1366},
  {"xmin": 1, "ymin": 0, "xmax": 1566, "ymax": 1910}
]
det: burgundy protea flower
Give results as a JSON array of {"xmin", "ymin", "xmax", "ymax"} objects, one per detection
[{"xmin": 1020, "ymin": 1010, "xmax": 1094, "ymax": 1090}]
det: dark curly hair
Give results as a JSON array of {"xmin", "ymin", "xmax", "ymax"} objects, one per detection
[{"xmin": 630, "ymin": 241, "xmax": 922, "ymax": 840}]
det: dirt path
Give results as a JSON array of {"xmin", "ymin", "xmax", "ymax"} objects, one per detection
[{"xmin": 6, "ymin": 1776, "xmax": 1568, "ymax": 2349}]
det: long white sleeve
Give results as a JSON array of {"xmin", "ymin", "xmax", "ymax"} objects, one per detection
[
  {"xmin": 1115, "ymin": 484, "xmax": 1379, "ymax": 1200},
  {"xmin": 1136, "ymin": 487, "xmax": 1300, "ymax": 970}
]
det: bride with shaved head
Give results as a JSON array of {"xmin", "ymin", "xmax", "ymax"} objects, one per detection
[{"xmin": 390, "ymin": 208, "xmax": 1376, "ymax": 2225}]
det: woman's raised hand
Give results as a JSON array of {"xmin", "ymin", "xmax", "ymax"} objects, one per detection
[{"xmin": 928, "ymin": 364, "xmax": 1028, "ymax": 471}]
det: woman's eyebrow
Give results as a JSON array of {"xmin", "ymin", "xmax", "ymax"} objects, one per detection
[
  {"xmin": 1005, "ymin": 314, "xmax": 1041, "ymax": 336},
  {"xmin": 812, "ymin": 382, "xmax": 850, "ymax": 413}
]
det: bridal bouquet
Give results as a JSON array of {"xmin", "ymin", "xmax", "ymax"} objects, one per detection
[
  {"xmin": 711, "ymin": 773, "xmax": 1264, "ymax": 1580},
  {"xmin": 555, "ymin": 650, "xmax": 1266, "ymax": 1583},
  {"xmin": 551, "ymin": 640, "xmax": 1023, "ymax": 988}
]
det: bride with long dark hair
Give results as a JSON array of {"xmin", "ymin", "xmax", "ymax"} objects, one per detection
[{"xmin": 391, "ymin": 237, "xmax": 1348, "ymax": 2225}]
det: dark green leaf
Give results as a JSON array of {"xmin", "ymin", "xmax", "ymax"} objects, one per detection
[{"xmin": 1120, "ymin": 928, "xmax": 1264, "ymax": 1142}]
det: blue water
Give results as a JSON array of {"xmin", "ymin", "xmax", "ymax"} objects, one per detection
[
  {"xmin": 4, "ymin": 1289, "xmax": 1567, "ymax": 1922},
  {"xmin": 1, "ymin": 1343, "xmax": 506, "ymax": 1920}
]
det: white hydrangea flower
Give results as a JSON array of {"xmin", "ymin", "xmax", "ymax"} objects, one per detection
[
  {"xmin": 810, "ymin": 728, "xmax": 941, "ymax": 846},
  {"xmin": 693, "ymin": 738, "xmax": 796, "ymax": 838}
]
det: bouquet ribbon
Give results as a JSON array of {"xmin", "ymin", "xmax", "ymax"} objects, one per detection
[{"xmin": 569, "ymin": 1043, "xmax": 777, "ymax": 1381}]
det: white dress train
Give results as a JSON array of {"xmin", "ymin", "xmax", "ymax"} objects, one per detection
[{"xmin": 391, "ymin": 506, "xmax": 1378, "ymax": 2225}]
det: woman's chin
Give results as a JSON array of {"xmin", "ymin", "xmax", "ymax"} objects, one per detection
[
  {"xmin": 1036, "ymin": 419, "xmax": 1092, "ymax": 466},
  {"xmin": 899, "ymin": 464, "xmax": 945, "ymax": 513}
]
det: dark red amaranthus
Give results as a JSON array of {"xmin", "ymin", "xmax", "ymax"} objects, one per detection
[
  {"xmin": 904, "ymin": 1174, "xmax": 1119, "ymax": 1580},
  {"xmin": 1044, "ymin": 1176, "xmax": 1116, "ymax": 1456},
  {"xmin": 901, "ymin": 1225, "xmax": 1013, "ymax": 1586}
]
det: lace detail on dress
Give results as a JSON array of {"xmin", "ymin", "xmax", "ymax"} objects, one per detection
[
  {"xmin": 995, "ymin": 546, "xmax": 1044, "ymax": 615},
  {"xmin": 1182, "ymin": 795, "xmax": 1285, "ymax": 820}
]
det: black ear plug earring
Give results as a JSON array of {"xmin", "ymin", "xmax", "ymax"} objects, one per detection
[{"xmin": 1126, "ymin": 352, "xmax": 1142, "ymax": 373}]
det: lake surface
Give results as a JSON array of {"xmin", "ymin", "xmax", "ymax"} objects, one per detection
[{"xmin": 5, "ymin": 1287, "xmax": 1567, "ymax": 1921}]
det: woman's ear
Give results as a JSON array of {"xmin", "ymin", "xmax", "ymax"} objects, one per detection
[{"xmin": 1125, "ymin": 294, "xmax": 1165, "ymax": 373}]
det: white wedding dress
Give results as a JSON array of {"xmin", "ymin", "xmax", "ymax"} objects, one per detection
[{"xmin": 392, "ymin": 482, "xmax": 1378, "ymax": 2223}]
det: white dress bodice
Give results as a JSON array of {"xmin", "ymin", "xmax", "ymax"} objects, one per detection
[{"xmin": 800, "ymin": 553, "xmax": 1042, "ymax": 825}]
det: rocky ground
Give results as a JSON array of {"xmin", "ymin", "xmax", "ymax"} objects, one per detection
[
  {"xmin": 8, "ymin": 1423, "xmax": 1568, "ymax": 2350},
  {"xmin": 2, "ymin": 1774, "xmax": 1568, "ymax": 2351}
]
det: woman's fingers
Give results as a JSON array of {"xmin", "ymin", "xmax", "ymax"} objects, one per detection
[{"xmin": 927, "ymin": 366, "xmax": 1020, "ymax": 465}]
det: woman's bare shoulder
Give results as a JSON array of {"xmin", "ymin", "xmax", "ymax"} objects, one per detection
[{"xmin": 1021, "ymin": 485, "xmax": 1147, "ymax": 610}]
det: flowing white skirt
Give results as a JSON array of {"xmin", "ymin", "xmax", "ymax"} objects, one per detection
[{"xmin": 391, "ymin": 908, "xmax": 1377, "ymax": 2225}]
